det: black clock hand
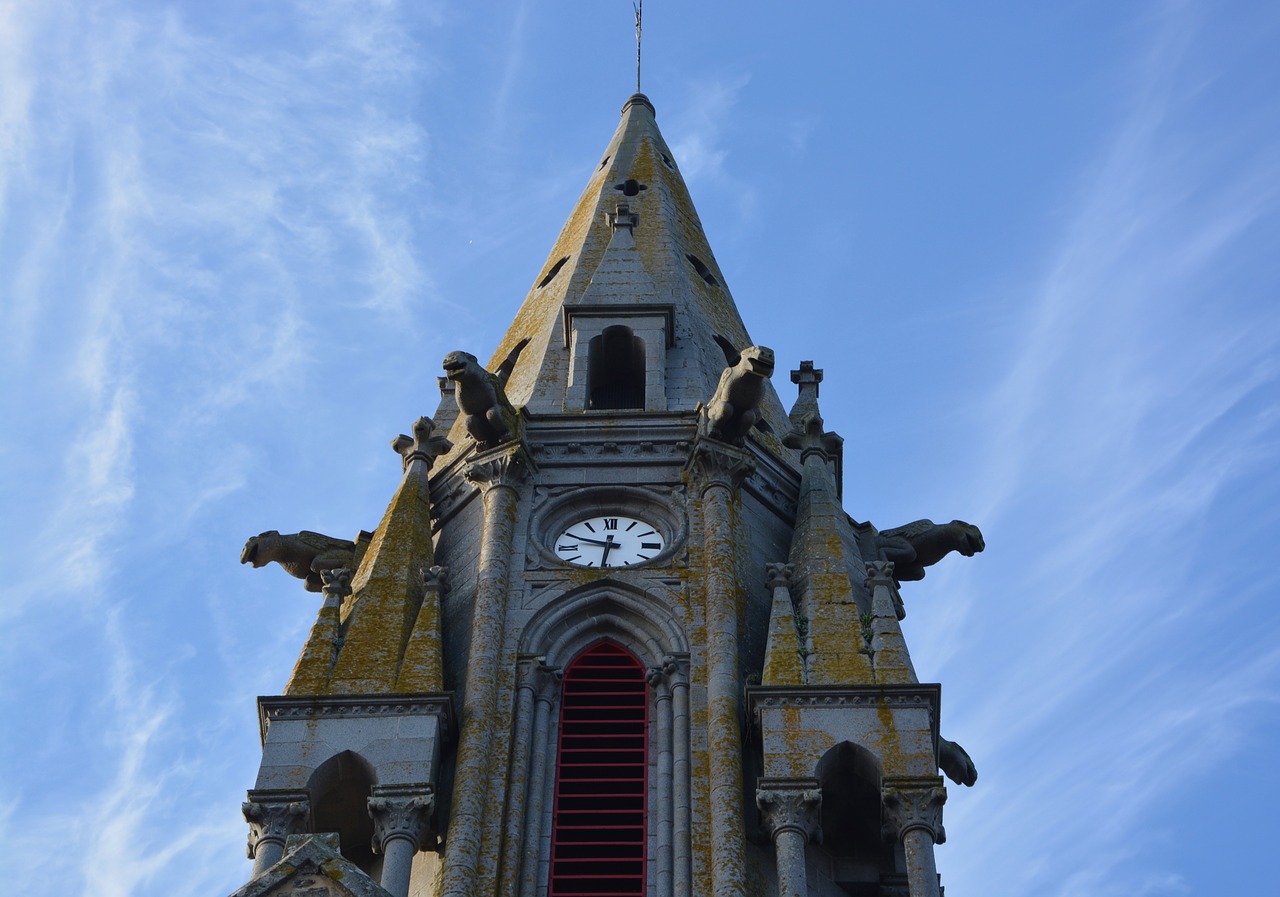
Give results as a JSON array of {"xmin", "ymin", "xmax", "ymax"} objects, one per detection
[
  {"xmin": 599, "ymin": 535, "xmax": 616, "ymax": 566},
  {"xmin": 565, "ymin": 532, "xmax": 614, "ymax": 547}
]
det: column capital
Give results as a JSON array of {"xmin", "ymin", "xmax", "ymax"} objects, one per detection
[
  {"xmin": 765, "ymin": 562, "xmax": 794, "ymax": 591},
  {"xmin": 756, "ymin": 778, "xmax": 822, "ymax": 844},
  {"xmin": 319, "ymin": 567, "xmax": 354, "ymax": 602},
  {"xmin": 647, "ymin": 653, "xmax": 690, "ymax": 690},
  {"xmin": 465, "ymin": 441, "xmax": 534, "ymax": 493},
  {"xmin": 517, "ymin": 656, "xmax": 563, "ymax": 701},
  {"xmin": 685, "ymin": 437, "xmax": 755, "ymax": 492},
  {"xmin": 243, "ymin": 790, "xmax": 310, "ymax": 859},
  {"xmin": 368, "ymin": 783, "xmax": 437, "ymax": 853},
  {"xmin": 882, "ymin": 776, "xmax": 946, "ymax": 844}
]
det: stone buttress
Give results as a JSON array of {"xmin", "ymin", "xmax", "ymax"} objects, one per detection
[{"xmin": 230, "ymin": 93, "xmax": 982, "ymax": 897}]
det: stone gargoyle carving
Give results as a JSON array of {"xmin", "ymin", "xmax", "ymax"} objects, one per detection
[
  {"xmin": 240, "ymin": 530, "xmax": 367, "ymax": 593},
  {"xmin": 939, "ymin": 737, "xmax": 978, "ymax": 787},
  {"xmin": 701, "ymin": 334, "xmax": 776, "ymax": 445},
  {"xmin": 873, "ymin": 519, "xmax": 985, "ymax": 583},
  {"xmin": 442, "ymin": 337, "xmax": 530, "ymax": 450}
]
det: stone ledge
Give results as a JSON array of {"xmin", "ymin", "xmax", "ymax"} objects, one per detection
[{"xmin": 257, "ymin": 693, "xmax": 454, "ymax": 744}]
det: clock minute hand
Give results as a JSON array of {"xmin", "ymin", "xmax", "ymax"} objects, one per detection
[
  {"xmin": 599, "ymin": 535, "xmax": 616, "ymax": 566},
  {"xmin": 565, "ymin": 532, "xmax": 611, "ymax": 547}
]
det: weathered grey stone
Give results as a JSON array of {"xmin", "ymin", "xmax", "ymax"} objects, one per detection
[
  {"xmin": 240, "ymin": 530, "xmax": 367, "ymax": 593},
  {"xmin": 872, "ymin": 519, "xmax": 985, "ymax": 584}
]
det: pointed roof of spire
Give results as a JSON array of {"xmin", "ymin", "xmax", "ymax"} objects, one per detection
[{"xmin": 475, "ymin": 94, "xmax": 789, "ymax": 434}]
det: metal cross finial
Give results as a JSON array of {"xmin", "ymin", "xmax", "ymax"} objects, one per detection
[{"xmin": 634, "ymin": 1, "xmax": 642, "ymax": 93}]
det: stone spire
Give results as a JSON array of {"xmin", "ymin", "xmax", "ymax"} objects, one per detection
[
  {"xmin": 781, "ymin": 362, "xmax": 875, "ymax": 685},
  {"xmin": 457, "ymin": 94, "xmax": 790, "ymax": 438}
]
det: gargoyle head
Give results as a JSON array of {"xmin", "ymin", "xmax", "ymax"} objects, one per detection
[
  {"xmin": 442, "ymin": 351, "xmax": 480, "ymax": 381},
  {"xmin": 739, "ymin": 345, "xmax": 775, "ymax": 379},
  {"xmin": 240, "ymin": 530, "xmax": 280, "ymax": 567},
  {"xmin": 952, "ymin": 521, "xmax": 986, "ymax": 556}
]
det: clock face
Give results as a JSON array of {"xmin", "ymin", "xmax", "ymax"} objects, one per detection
[{"xmin": 554, "ymin": 515, "xmax": 666, "ymax": 567}]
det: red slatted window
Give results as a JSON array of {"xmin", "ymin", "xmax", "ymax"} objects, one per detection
[{"xmin": 548, "ymin": 641, "xmax": 648, "ymax": 897}]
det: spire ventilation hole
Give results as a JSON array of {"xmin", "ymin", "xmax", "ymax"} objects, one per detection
[
  {"xmin": 599, "ymin": 155, "xmax": 611, "ymax": 171},
  {"xmin": 539, "ymin": 256, "xmax": 569, "ymax": 289},
  {"xmin": 661, "ymin": 153, "xmax": 675, "ymax": 170},
  {"xmin": 686, "ymin": 254, "xmax": 718, "ymax": 286},
  {"xmin": 614, "ymin": 179, "xmax": 647, "ymax": 197}
]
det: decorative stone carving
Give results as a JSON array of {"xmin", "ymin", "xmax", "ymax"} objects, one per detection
[
  {"xmin": 240, "ymin": 531, "xmax": 365, "ymax": 593},
  {"xmin": 939, "ymin": 737, "xmax": 978, "ymax": 787},
  {"xmin": 607, "ymin": 201, "xmax": 639, "ymax": 231},
  {"xmin": 872, "ymin": 519, "xmax": 985, "ymax": 583},
  {"xmin": 419, "ymin": 565, "xmax": 449, "ymax": 593},
  {"xmin": 464, "ymin": 442, "xmax": 534, "ymax": 494},
  {"xmin": 442, "ymin": 338, "xmax": 529, "ymax": 449},
  {"xmin": 319, "ymin": 567, "xmax": 353, "ymax": 601},
  {"xmin": 243, "ymin": 792, "xmax": 310, "ymax": 859},
  {"xmin": 686, "ymin": 438, "xmax": 755, "ymax": 492},
  {"xmin": 701, "ymin": 336, "xmax": 776, "ymax": 444},
  {"xmin": 756, "ymin": 782, "xmax": 822, "ymax": 844},
  {"xmin": 391, "ymin": 415, "xmax": 453, "ymax": 472},
  {"xmin": 765, "ymin": 562, "xmax": 794, "ymax": 590},
  {"xmin": 864, "ymin": 560, "xmax": 905, "ymax": 621},
  {"xmin": 368, "ymin": 784, "xmax": 437, "ymax": 853},
  {"xmin": 882, "ymin": 778, "xmax": 947, "ymax": 844}
]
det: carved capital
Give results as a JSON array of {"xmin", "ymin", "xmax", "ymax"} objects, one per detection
[
  {"xmin": 319, "ymin": 567, "xmax": 353, "ymax": 601},
  {"xmin": 419, "ymin": 564, "xmax": 449, "ymax": 593},
  {"xmin": 765, "ymin": 562, "xmax": 794, "ymax": 591},
  {"xmin": 368, "ymin": 783, "xmax": 436, "ymax": 853},
  {"xmin": 882, "ymin": 777, "xmax": 946, "ymax": 844},
  {"xmin": 756, "ymin": 779, "xmax": 822, "ymax": 844},
  {"xmin": 392, "ymin": 415, "xmax": 453, "ymax": 472},
  {"xmin": 243, "ymin": 791, "xmax": 310, "ymax": 859},
  {"xmin": 465, "ymin": 442, "xmax": 534, "ymax": 493},
  {"xmin": 686, "ymin": 438, "xmax": 755, "ymax": 492},
  {"xmin": 865, "ymin": 561, "xmax": 906, "ymax": 621}
]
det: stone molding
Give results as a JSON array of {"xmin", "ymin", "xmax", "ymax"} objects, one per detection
[
  {"xmin": 516, "ymin": 656, "xmax": 563, "ymax": 702},
  {"xmin": 756, "ymin": 778, "xmax": 822, "ymax": 844},
  {"xmin": 685, "ymin": 437, "xmax": 756, "ymax": 493},
  {"xmin": 765, "ymin": 562, "xmax": 794, "ymax": 590},
  {"xmin": 243, "ymin": 790, "xmax": 310, "ymax": 859},
  {"xmin": 368, "ymin": 783, "xmax": 437, "ymax": 853},
  {"xmin": 464, "ymin": 441, "xmax": 535, "ymax": 494},
  {"xmin": 881, "ymin": 776, "xmax": 947, "ymax": 844},
  {"xmin": 319, "ymin": 567, "xmax": 354, "ymax": 601},
  {"xmin": 748, "ymin": 684, "xmax": 940, "ymax": 712},
  {"xmin": 257, "ymin": 693, "xmax": 454, "ymax": 743},
  {"xmin": 646, "ymin": 653, "xmax": 690, "ymax": 689}
]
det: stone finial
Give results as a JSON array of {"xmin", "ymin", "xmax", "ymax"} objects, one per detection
[
  {"xmin": 419, "ymin": 565, "xmax": 450, "ymax": 593},
  {"xmin": 765, "ymin": 562, "xmax": 794, "ymax": 591},
  {"xmin": 607, "ymin": 201, "xmax": 639, "ymax": 231},
  {"xmin": 783, "ymin": 363, "xmax": 842, "ymax": 462},
  {"xmin": 243, "ymin": 792, "xmax": 310, "ymax": 860},
  {"xmin": 756, "ymin": 781, "xmax": 823, "ymax": 844},
  {"xmin": 319, "ymin": 567, "xmax": 353, "ymax": 602},
  {"xmin": 392, "ymin": 415, "xmax": 453, "ymax": 472},
  {"xmin": 368, "ymin": 784, "xmax": 437, "ymax": 853},
  {"xmin": 882, "ymin": 778, "xmax": 947, "ymax": 845}
]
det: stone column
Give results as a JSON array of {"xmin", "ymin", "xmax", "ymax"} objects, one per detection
[
  {"xmin": 519, "ymin": 662, "xmax": 561, "ymax": 897},
  {"xmin": 243, "ymin": 789, "xmax": 309, "ymax": 877},
  {"xmin": 756, "ymin": 779, "xmax": 822, "ymax": 897},
  {"xmin": 882, "ymin": 777, "xmax": 947, "ymax": 897},
  {"xmin": 369, "ymin": 784, "xmax": 436, "ymax": 897},
  {"xmin": 686, "ymin": 439, "xmax": 755, "ymax": 897},
  {"xmin": 666, "ymin": 654, "xmax": 693, "ymax": 897},
  {"xmin": 441, "ymin": 442, "xmax": 532, "ymax": 897}
]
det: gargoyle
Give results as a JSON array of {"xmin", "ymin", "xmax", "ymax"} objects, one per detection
[
  {"xmin": 700, "ymin": 335, "xmax": 776, "ymax": 445},
  {"xmin": 240, "ymin": 530, "xmax": 366, "ymax": 593},
  {"xmin": 873, "ymin": 519, "xmax": 985, "ymax": 583},
  {"xmin": 939, "ymin": 737, "xmax": 978, "ymax": 787},
  {"xmin": 443, "ymin": 337, "xmax": 529, "ymax": 450}
]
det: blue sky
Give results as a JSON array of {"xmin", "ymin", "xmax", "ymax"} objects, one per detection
[{"xmin": 2, "ymin": 2, "xmax": 1278, "ymax": 895}]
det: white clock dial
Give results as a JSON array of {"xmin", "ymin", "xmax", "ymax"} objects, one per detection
[{"xmin": 554, "ymin": 515, "xmax": 665, "ymax": 567}]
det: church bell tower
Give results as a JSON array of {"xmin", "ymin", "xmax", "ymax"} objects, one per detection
[{"xmin": 231, "ymin": 92, "xmax": 984, "ymax": 897}]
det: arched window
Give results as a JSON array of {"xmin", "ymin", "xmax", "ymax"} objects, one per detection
[
  {"xmin": 588, "ymin": 326, "xmax": 645, "ymax": 410},
  {"xmin": 548, "ymin": 641, "xmax": 648, "ymax": 896}
]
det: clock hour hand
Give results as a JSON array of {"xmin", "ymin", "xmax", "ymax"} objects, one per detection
[
  {"xmin": 565, "ymin": 532, "xmax": 611, "ymax": 547},
  {"xmin": 599, "ymin": 535, "xmax": 616, "ymax": 566}
]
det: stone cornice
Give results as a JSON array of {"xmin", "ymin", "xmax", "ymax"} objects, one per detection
[
  {"xmin": 257, "ymin": 693, "xmax": 454, "ymax": 744},
  {"xmin": 746, "ymin": 684, "xmax": 940, "ymax": 744}
]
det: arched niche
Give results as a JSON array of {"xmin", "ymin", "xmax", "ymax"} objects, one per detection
[
  {"xmin": 308, "ymin": 750, "xmax": 380, "ymax": 877},
  {"xmin": 814, "ymin": 741, "xmax": 892, "ymax": 874}
]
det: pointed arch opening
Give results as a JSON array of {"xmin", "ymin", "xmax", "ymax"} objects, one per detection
[
  {"xmin": 814, "ymin": 742, "xmax": 893, "ymax": 882},
  {"xmin": 548, "ymin": 641, "xmax": 649, "ymax": 896},
  {"xmin": 588, "ymin": 325, "xmax": 645, "ymax": 410},
  {"xmin": 308, "ymin": 750, "xmax": 380, "ymax": 877}
]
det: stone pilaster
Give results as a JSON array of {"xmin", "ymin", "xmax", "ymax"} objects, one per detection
[
  {"xmin": 762, "ymin": 563, "xmax": 805, "ymax": 686},
  {"xmin": 516, "ymin": 660, "xmax": 563, "ymax": 897},
  {"xmin": 395, "ymin": 564, "xmax": 449, "ymax": 691},
  {"xmin": 865, "ymin": 561, "xmax": 917, "ymax": 684},
  {"xmin": 243, "ymin": 789, "xmax": 310, "ymax": 878},
  {"xmin": 756, "ymin": 779, "xmax": 822, "ymax": 897},
  {"xmin": 442, "ymin": 441, "xmax": 532, "ymax": 897},
  {"xmin": 685, "ymin": 437, "xmax": 753, "ymax": 897},
  {"xmin": 284, "ymin": 568, "xmax": 352, "ymax": 694},
  {"xmin": 369, "ymin": 783, "xmax": 437, "ymax": 897},
  {"xmin": 882, "ymin": 777, "xmax": 946, "ymax": 897}
]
